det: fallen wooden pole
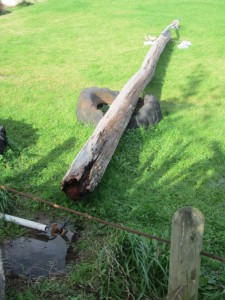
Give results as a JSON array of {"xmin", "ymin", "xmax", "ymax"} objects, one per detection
[{"xmin": 62, "ymin": 20, "xmax": 179, "ymax": 199}]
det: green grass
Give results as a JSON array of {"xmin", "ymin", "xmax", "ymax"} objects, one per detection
[
  {"xmin": 1, "ymin": 0, "xmax": 225, "ymax": 298},
  {"xmin": 98, "ymin": 231, "xmax": 170, "ymax": 300}
]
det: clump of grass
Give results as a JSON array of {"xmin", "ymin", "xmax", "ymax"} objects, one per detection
[
  {"xmin": 0, "ymin": 189, "xmax": 23, "ymax": 240},
  {"xmin": 199, "ymin": 260, "xmax": 225, "ymax": 300},
  {"xmin": 0, "ymin": 189, "xmax": 14, "ymax": 213},
  {"xmin": 98, "ymin": 231, "xmax": 169, "ymax": 300}
]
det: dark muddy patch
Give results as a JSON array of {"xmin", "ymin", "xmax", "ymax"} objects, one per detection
[{"xmin": 1, "ymin": 220, "xmax": 84, "ymax": 278}]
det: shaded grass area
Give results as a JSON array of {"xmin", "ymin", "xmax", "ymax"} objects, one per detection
[{"xmin": 1, "ymin": 0, "xmax": 225, "ymax": 298}]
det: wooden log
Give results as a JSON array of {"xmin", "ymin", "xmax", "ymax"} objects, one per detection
[
  {"xmin": 62, "ymin": 20, "xmax": 179, "ymax": 199},
  {"xmin": 167, "ymin": 207, "xmax": 205, "ymax": 300}
]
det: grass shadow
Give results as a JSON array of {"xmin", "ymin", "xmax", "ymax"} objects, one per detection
[
  {"xmin": 144, "ymin": 39, "xmax": 177, "ymax": 100},
  {"xmin": 3, "ymin": 137, "xmax": 77, "ymax": 201},
  {"xmin": 73, "ymin": 38, "xmax": 212, "ymax": 222},
  {"xmin": 0, "ymin": 9, "xmax": 11, "ymax": 16},
  {"xmin": 0, "ymin": 119, "xmax": 76, "ymax": 202},
  {"xmin": 76, "ymin": 56, "xmax": 219, "ymax": 246},
  {"xmin": 17, "ymin": 1, "xmax": 33, "ymax": 7},
  {"xmin": 129, "ymin": 139, "xmax": 225, "ymax": 249},
  {"xmin": 180, "ymin": 64, "xmax": 207, "ymax": 100},
  {"xmin": 0, "ymin": 118, "xmax": 39, "ymax": 152}
]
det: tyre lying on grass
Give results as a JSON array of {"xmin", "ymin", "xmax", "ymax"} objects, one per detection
[{"xmin": 76, "ymin": 87, "xmax": 162, "ymax": 129}]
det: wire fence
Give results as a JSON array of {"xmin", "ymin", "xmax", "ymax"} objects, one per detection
[{"xmin": 0, "ymin": 185, "xmax": 225, "ymax": 263}]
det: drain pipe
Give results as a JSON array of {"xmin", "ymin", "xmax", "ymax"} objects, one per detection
[{"xmin": 0, "ymin": 213, "xmax": 47, "ymax": 232}]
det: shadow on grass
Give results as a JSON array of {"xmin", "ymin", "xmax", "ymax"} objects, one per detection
[
  {"xmin": 17, "ymin": 1, "xmax": 33, "ymax": 7},
  {"xmin": 27, "ymin": 137, "xmax": 77, "ymax": 200},
  {"xmin": 3, "ymin": 137, "xmax": 77, "ymax": 201},
  {"xmin": 0, "ymin": 118, "xmax": 39, "ymax": 151},
  {"xmin": 85, "ymin": 122, "xmax": 225, "ymax": 250},
  {"xmin": 0, "ymin": 118, "xmax": 76, "ymax": 201},
  {"xmin": 129, "ymin": 139, "xmax": 225, "ymax": 250},
  {"xmin": 75, "ymin": 42, "xmax": 214, "ymax": 211},
  {"xmin": 144, "ymin": 39, "xmax": 176, "ymax": 100},
  {"xmin": 0, "ymin": 9, "xmax": 11, "ymax": 16},
  {"xmin": 180, "ymin": 64, "xmax": 206, "ymax": 99},
  {"xmin": 77, "ymin": 51, "xmax": 225, "ymax": 255}
]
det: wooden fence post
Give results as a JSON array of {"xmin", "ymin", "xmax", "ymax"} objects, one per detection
[{"xmin": 167, "ymin": 207, "xmax": 205, "ymax": 300}]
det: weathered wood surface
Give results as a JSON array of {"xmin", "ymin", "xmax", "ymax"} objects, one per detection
[
  {"xmin": 167, "ymin": 207, "xmax": 205, "ymax": 300},
  {"xmin": 62, "ymin": 21, "xmax": 178, "ymax": 199}
]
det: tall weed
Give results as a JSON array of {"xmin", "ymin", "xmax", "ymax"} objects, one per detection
[{"xmin": 98, "ymin": 231, "xmax": 169, "ymax": 300}]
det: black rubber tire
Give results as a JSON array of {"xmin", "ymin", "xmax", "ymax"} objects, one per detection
[{"xmin": 76, "ymin": 87, "xmax": 162, "ymax": 129}]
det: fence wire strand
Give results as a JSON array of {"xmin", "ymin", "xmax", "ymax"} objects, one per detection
[{"xmin": 0, "ymin": 185, "xmax": 225, "ymax": 263}]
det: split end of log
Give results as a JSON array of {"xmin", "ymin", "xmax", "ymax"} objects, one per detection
[
  {"xmin": 62, "ymin": 177, "xmax": 88, "ymax": 199},
  {"xmin": 62, "ymin": 157, "xmax": 99, "ymax": 199}
]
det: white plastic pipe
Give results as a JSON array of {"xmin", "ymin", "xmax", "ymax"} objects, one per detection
[{"xmin": 0, "ymin": 213, "xmax": 47, "ymax": 232}]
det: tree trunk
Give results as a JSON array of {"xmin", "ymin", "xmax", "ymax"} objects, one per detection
[{"xmin": 62, "ymin": 21, "xmax": 178, "ymax": 199}]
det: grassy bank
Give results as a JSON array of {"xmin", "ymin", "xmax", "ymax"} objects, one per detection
[{"xmin": 1, "ymin": 0, "xmax": 225, "ymax": 298}]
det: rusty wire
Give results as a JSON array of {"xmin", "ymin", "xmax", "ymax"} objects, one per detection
[{"xmin": 0, "ymin": 185, "xmax": 225, "ymax": 263}]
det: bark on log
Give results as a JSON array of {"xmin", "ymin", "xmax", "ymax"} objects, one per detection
[{"xmin": 62, "ymin": 21, "xmax": 178, "ymax": 199}]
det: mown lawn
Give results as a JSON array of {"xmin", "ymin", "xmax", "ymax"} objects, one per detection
[{"xmin": 1, "ymin": 0, "xmax": 225, "ymax": 299}]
